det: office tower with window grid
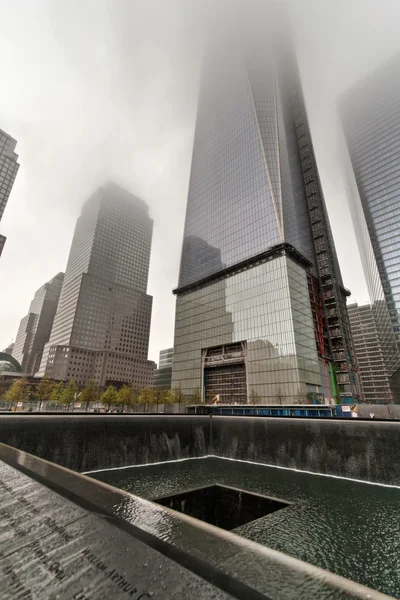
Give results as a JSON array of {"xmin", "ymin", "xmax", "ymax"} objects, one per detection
[
  {"xmin": 171, "ymin": 6, "xmax": 359, "ymax": 404},
  {"xmin": 348, "ymin": 303, "xmax": 393, "ymax": 404},
  {"xmin": 341, "ymin": 55, "xmax": 400, "ymax": 401},
  {"xmin": 12, "ymin": 273, "xmax": 64, "ymax": 375},
  {"xmin": 0, "ymin": 128, "xmax": 20, "ymax": 257},
  {"xmin": 37, "ymin": 183, "xmax": 155, "ymax": 387}
]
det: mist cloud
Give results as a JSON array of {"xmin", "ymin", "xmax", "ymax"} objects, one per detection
[{"xmin": 1, "ymin": 0, "xmax": 400, "ymax": 361}]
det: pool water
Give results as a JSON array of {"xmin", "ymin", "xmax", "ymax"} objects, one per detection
[{"xmin": 89, "ymin": 457, "xmax": 400, "ymax": 598}]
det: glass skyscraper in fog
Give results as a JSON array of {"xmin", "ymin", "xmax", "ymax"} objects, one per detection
[
  {"xmin": 37, "ymin": 183, "xmax": 155, "ymax": 387},
  {"xmin": 172, "ymin": 6, "xmax": 359, "ymax": 404},
  {"xmin": 341, "ymin": 55, "xmax": 400, "ymax": 400}
]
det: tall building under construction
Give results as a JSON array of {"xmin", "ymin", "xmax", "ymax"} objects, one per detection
[{"xmin": 171, "ymin": 5, "xmax": 359, "ymax": 404}]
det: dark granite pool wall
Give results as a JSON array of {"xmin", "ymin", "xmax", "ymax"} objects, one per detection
[
  {"xmin": 211, "ymin": 417, "xmax": 400, "ymax": 485},
  {"xmin": 0, "ymin": 415, "xmax": 212, "ymax": 472},
  {"xmin": 1, "ymin": 415, "xmax": 400, "ymax": 484}
]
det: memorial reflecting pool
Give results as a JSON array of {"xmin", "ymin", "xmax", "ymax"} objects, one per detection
[{"xmin": 90, "ymin": 457, "xmax": 400, "ymax": 598}]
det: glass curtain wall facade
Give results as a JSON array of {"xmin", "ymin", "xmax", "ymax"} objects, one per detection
[
  {"xmin": 153, "ymin": 348, "xmax": 173, "ymax": 391},
  {"xmin": 37, "ymin": 183, "xmax": 155, "ymax": 387},
  {"xmin": 172, "ymin": 6, "xmax": 358, "ymax": 404},
  {"xmin": 341, "ymin": 55, "xmax": 400, "ymax": 400},
  {"xmin": 175, "ymin": 252, "xmax": 333, "ymax": 403},
  {"xmin": 0, "ymin": 128, "xmax": 20, "ymax": 256}
]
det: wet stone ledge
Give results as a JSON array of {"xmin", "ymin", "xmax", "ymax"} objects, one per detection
[
  {"xmin": 0, "ymin": 442, "xmax": 395, "ymax": 600},
  {"xmin": 0, "ymin": 460, "xmax": 233, "ymax": 600}
]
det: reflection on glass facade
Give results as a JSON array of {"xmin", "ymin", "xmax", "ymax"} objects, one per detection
[
  {"xmin": 172, "ymin": 7, "xmax": 358, "ymax": 404},
  {"xmin": 178, "ymin": 37, "xmax": 315, "ymax": 288},
  {"xmin": 341, "ymin": 55, "xmax": 400, "ymax": 399},
  {"xmin": 174, "ymin": 255, "xmax": 333, "ymax": 402}
]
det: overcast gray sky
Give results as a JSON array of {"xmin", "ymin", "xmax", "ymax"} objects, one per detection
[{"xmin": 0, "ymin": 0, "xmax": 400, "ymax": 363}]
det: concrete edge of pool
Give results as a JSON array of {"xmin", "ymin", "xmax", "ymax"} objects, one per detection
[{"xmin": 0, "ymin": 442, "xmax": 395, "ymax": 600}]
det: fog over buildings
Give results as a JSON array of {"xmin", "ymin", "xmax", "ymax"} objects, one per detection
[{"xmin": 1, "ymin": 0, "xmax": 400, "ymax": 362}]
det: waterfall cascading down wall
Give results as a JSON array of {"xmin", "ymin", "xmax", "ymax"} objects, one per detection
[
  {"xmin": 210, "ymin": 417, "xmax": 400, "ymax": 485},
  {"xmin": 0, "ymin": 415, "xmax": 399, "ymax": 485},
  {"xmin": 0, "ymin": 416, "xmax": 212, "ymax": 473}
]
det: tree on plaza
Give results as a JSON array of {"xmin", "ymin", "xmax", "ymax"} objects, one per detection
[
  {"xmin": 116, "ymin": 385, "xmax": 135, "ymax": 409},
  {"xmin": 50, "ymin": 381, "xmax": 65, "ymax": 403},
  {"xmin": 249, "ymin": 388, "xmax": 261, "ymax": 404},
  {"xmin": 0, "ymin": 375, "xmax": 9, "ymax": 399},
  {"xmin": 164, "ymin": 389, "xmax": 175, "ymax": 408},
  {"xmin": 192, "ymin": 387, "xmax": 202, "ymax": 404},
  {"xmin": 131, "ymin": 384, "xmax": 141, "ymax": 406},
  {"xmin": 5, "ymin": 378, "xmax": 31, "ymax": 405},
  {"xmin": 80, "ymin": 379, "xmax": 98, "ymax": 408},
  {"xmin": 140, "ymin": 387, "xmax": 155, "ymax": 412},
  {"xmin": 172, "ymin": 384, "xmax": 187, "ymax": 411},
  {"xmin": 165, "ymin": 389, "xmax": 173, "ymax": 402},
  {"xmin": 100, "ymin": 385, "xmax": 118, "ymax": 410},
  {"xmin": 61, "ymin": 380, "xmax": 79, "ymax": 407},
  {"xmin": 154, "ymin": 388, "xmax": 167, "ymax": 410},
  {"xmin": 35, "ymin": 376, "xmax": 56, "ymax": 409}
]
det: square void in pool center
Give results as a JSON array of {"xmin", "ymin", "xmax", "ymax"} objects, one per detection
[{"xmin": 154, "ymin": 484, "xmax": 290, "ymax": 531}]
